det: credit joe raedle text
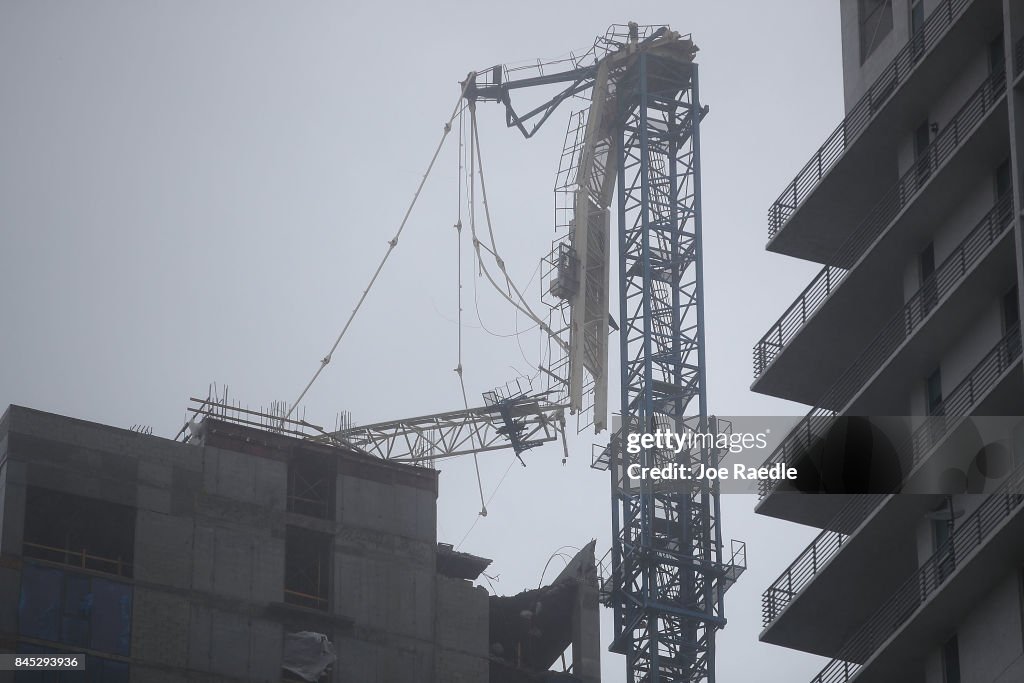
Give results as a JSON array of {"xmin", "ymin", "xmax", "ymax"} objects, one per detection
[{"xmin": 624, "ymin": 428, "xmax": 797, "ymax": 482}]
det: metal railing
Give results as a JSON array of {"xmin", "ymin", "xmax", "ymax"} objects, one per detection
[
  {"xmin": 807, "ymin": 461, "xmax": 1024, "ymax": 683},
  {"xmin": 911, "ymin": 326, "xmax": 1022, "ymax": 459},
  {"xmin": 23, "ymin": 541, "xmax": 132, "ymax": 578},
  {"xmin": 757, "ymin": 195, "xmax": 1014, "ymax": 499},
  {"xmin": 759, "ymin": 325, "xmax": 1022, "ymax": 501},
  {"xmin": 283, "ymin": 588, "xmax": 329, "ymax": 611},
  {"xmin": 763, "ymin": 494, "xmax": 886, "ymax": 626},
  {"xmin": 1016, "ymin": 35, "xmax": 1024, "ymax": 76},
  {"xmin": 754, "ymin": 67, "xmax": 1008, "ymax": 379},
  {"xmin": 768, "ymin": 0, "xmax": 973, "ymax": 238}
]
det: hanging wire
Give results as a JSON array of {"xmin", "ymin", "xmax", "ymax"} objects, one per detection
[
  {"xmin": 283, "ymin": 84, "xmax": 472, "ymax": 422},
  {"xmin": 454, "ymin": 103, "xmax": 489, "ymax": 516},
  {"xmin": 464, "ymin": 102, "xmax": 568, "ymax": 353},
  {"xmin": 455, "ymin": 456, "xmax": 517, "ymax": 550}
]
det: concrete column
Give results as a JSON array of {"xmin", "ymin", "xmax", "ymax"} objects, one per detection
[
  {"xmin": 571, "ymin": 580, "xmax": 602, "ymax": 683},
  {"xmin": 1004, "ymin": 0, "xmax": 1024, "ymax": 333}
]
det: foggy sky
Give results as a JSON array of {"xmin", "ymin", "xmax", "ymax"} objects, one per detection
[{"xmin": 0, "ymin": 2, "xmax": 845, "ymax": 680}]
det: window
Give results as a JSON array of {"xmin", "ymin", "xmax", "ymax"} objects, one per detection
[
  {"xmin": 941, "ymin": 635, "xmax": 961, "ymax": 683},
  {"xmin": 919, "ymin": 242, "xmax": 937, "ymax": 315},
  {"xmin": 18, "ymin": 563, "xmax": 133, "ymax": 658},
  {"xmin": 989, "ymin": 33, "xmax": 1005, "ymax": 75},
  {"xmin": 287, "ymin": 452, "xmax": 336, "ymax": 520},
  {"xmin": 914, "ymin": 120, "xmax": 933, "ymax": 183},
  {"xmin": 910, "ymin": 1, "xmax": 924, "ymax": 60},
  {"xmin": 1013, "ymin": 421, "xmax": 1024, "ymax": 468},
  {"xmin": 933, "ymin": 517, "xmax": 955, "ymax": 582},
  {"xmin": 23, "ymin": 487, "xmax": 135, "ymax": 577},
  {"xmin": 995, "ymin": 159, "xmax": 1012, "ymax": 202},
  {"xmin": 926, "ymin": 367, "xmax": 943, "ymax": 416},
  {"xmin": 859, "ymin": 0, "xmax": 894, "ymax": 63},
  {"xmin": 284, "ymin": 527, "xmax": 331, "ymax": 611},
  {"xmin": 1003, "ymin": 286, "xmax": 1019, "ymax": 332}
]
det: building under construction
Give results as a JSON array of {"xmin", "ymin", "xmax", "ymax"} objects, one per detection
[{"xmin": 0, "ymin": 403, "xmax": 600, "ymax": 682}]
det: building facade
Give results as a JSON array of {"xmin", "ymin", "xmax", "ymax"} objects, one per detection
[
  {"xmin": 0, "ymin": 404, "xmax": 599, "ymax": 683},
  {"xmin": 753, "ymin": 1, "xmax": 1024, "ymax": 682}
]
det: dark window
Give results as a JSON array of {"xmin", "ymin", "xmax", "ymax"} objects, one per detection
[
  {"xmin": 910, "ymin": 1, "xmax": 924, "ymax": 34},
  {"xmin": 933, "ymin": 517, "xmax": 955, "ymax": 582},
  {"xmin": 287, "ymin": 452, "xmax": 336, "ymax": 520},
  {"xmin": 914, "ymin": 121, "xmax": 930, "ymax": 158},
  {"xmin": 23, "ymin": 487, "xmax": 135, "ymax": 577},
  {"xmin": 996, "ymin": 159, "xmax": 1012, "ymax": 202},
  {"xmin": 919, "ymin": 242, "xmax": 937, "ymax": 315},
  {"xmin": 926, "ymin": 368, "xmax": 943, "ymax": 416},
  {"xmin": 284, "ymin": 527, "xmax": 331, "ymax": 611},
  {"xmin": 910, "ymin": 1, "xmax": 925, "ymax": 60},
  {"xmin": 989, "ymin": 33, "xmax": 1005, "ymax": 75},
  {"xmin": 942, "ymin": 635, "xmax": 961, "ymax": 683},
  {"xmin": 919, "ymin": 243, "xmax": 935, "ymax": 281},
  {"xmin": 914, "ymin": 121, "xmax": 933, "ymax": 183},
  {"xmin": 1003, "ymin": 286, "xmax": 1019, "ymax": 332},
  {"xmin": 859, "ymin": 0, "xmax": 894, "ymax": 62}
]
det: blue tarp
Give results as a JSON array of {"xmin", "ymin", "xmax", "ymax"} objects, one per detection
[{"xmin": 19, "ymin": 563, "xmax": 132, "ymax": 657}]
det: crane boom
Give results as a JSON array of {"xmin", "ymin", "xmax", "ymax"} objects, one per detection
[{"xmin": 325, "ymin": 393, "xmax": 566, "ymax": 464}]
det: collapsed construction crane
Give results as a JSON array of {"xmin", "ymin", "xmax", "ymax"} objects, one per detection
[
  {"xmin": 186, "ymin": 21, "xmax": 746, "ymax": 683},
  {"xmin": 463, "ymin": 23, "xmax": 744, "ymax": 683}
]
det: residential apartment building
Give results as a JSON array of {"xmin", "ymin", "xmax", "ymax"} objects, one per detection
[
  {"xmin": 752, "ymin": 1, "xmax": 1024, "ymax": 681},
  {"xmin": 0, "ymin": 403, "xmax": 601, "ymax": 682}
]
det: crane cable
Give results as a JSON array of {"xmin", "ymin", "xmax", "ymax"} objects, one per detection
[
  {"xmin": 466, "ymin": 101, "xmax": 568, "ymax": 354},
  {"xmin": 283, "ymin": 86, "xmax": 471, "ymax": 422},
  {"xmin": 466, "ymin": 102, "xmax": 569, "ymax": 469},
  {"xmin": 455, "ymin": 104, "xmax": 489, "ymax": 517}
]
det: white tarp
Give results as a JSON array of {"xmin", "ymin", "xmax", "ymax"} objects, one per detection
[{"xmin": 282, "ymin": 631, "xmax": 338, "ymax": 682}]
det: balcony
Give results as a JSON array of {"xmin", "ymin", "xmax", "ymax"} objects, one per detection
[
  {"xmin": 753, "ymin": 67, "xmax": 1009, "ymax": 400},
  {"xmin": 760, "ymin": 493, "xmax": 939, "ymax": 657},
  {"xmin": 804, "ymin": 462, "xmax": 1024, "ymax": 683},
  {"xmin": 757, "ymin": 194, "xmax": 1013, "ymax": 506},
  {"xmin": 766, "ymin": 0, "xmax": 1004, "ymax": 263},
  {"xmin": 758, "ymin": 324, "xmax": 1024, "ymax": 526}
]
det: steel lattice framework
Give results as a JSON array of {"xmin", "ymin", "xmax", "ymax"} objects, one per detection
[
  {"xmin": 468, "ymin": 25, "xmax": 737, "ymax": 682},
  {"xmin": 606, "ymin": 50, "xmax": 726, "ymax": 682}
]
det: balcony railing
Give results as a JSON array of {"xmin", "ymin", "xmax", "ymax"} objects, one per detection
[
  {"xmin": 807, "ymin": 461, "xmax": 1024, "ymax": 683},
  {"xmin": 759, "ymin": 325, "xmax": 1023, "ymax": 500},
  {"xmin": 23, "ymin": 540, "xmax": 133, "ymax": 578},
  {"xmin": 754, "ymin": 67, "xmax": 1008, "ymax": 379},
  {"xmin": 757, "ymin": 195, "xmax": 1014, "ymax": 499},
  {"xmin": 768, "ymin": 0, "xmax": 974, "ymax": 238},
  {"xmin": 763, "ymin": 494, "xmax": 887, "ymax": 627}
]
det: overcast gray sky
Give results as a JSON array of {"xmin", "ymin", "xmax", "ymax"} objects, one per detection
[{"xmin": 1, "ymin": 2, "xmax": 846, "ymax": 680}]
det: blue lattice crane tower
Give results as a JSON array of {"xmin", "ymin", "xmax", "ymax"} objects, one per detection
[{"xmin": 465, "ymin": 24, "xmax": 744, "ymax": 683}]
